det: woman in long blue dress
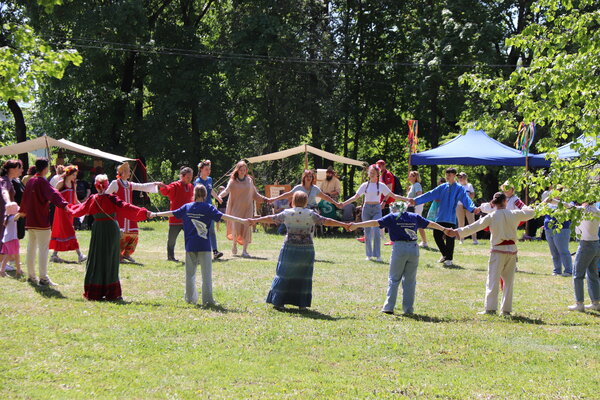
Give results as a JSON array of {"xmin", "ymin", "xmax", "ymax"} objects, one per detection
[{"xmin": 251, "ymin": 191, "xmax": 348, "ymax": 310}]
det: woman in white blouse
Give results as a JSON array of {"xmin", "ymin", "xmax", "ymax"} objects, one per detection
[{"xmin": 341, "ymin": 164, "xmax": 409, "ymax": 262}]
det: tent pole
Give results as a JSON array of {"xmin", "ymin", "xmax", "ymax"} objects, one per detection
[{"xmin": 304, "ymin": 144, "xmax": 308, "ymax": 170}]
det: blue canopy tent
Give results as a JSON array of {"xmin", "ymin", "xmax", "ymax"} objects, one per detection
[
  {"xmin": 544, "ymin": 135, "xmax": 599, "ymax": 159},
  {"xmin": 411, "ymin": 129, "xmax": 550, "ymax": 167}
]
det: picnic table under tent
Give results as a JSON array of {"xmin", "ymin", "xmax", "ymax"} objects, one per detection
[{"xmin": 0, "ymin": 135, "xmax": 134, "ymax": 163}]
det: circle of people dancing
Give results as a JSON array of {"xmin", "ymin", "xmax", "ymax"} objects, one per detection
[{"xmin": 1, "ymin": 158, "xmax": 599, "ymax": 316}]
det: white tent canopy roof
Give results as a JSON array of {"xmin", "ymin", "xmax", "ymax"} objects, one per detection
[
  {"xmin": 0, "ymin": 135, "xmax": 134, "ymax": 163},
  {"xmin": 246, "ymin": 144, "xmax": 366, "ymax": 167}
]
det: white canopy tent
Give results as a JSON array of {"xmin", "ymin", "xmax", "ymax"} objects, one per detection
[
  {"xmin": 0, "ymin": 135, "xmax": 134, "ymax": 163},
  {"xmin": 246, "ymin": 144, "xmax": 366, "ymax": 168}
]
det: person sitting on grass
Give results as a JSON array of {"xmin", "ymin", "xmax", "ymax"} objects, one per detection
[
  {"xmin": 152, "ymin": 184, "xmax": 250, "ymax": 306},
  {"xmin": 249, "ymin": 191, "xmax": 350, "ymax": 311},
  {"xmin": 349, "ymin": 201, "xmax": 447, "ymax": 315},
  {"xmin": 447, "ymin": 192, "xmax": 535, "ymax": 316}
]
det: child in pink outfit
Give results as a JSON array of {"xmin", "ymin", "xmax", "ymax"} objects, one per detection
[{"xmin": 1, "ymin": 215, "xmax": 22, "ymax": 277}]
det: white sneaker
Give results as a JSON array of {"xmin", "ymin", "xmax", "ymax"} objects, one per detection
[
  {"xmin": 375, "ymin": 257, "xmax": 383, "ymax": 262},
  {"xmin": 438, "ymin": 256, "xmax": 446, "ymax": 263},
  {"xmin": 444, "ymin": 260, "xmax": 453, "ymax": 267},
  {"xmin": 585, "ymin": 302, "xmax": 600, "ymax": 311},
  {"xmin": 473, "ymin": 239, "xmax": 479, "ymax": 245},
  {"xmin": 419, "ymin": 241, "xmax": 428, "ymax": 248},
  {"xmin": 568, "ymin": 303, "xmax": 585, "ymax": 312},
  {"xmin": 365, "ymin": 257, "xmax": 371, "ymax": 261},
  {"xmin": 5, "ymin": 264, "xmax": 15, "ymax": 272},
  {"xmin": 78, "ymin": 254, "xmax": 88, "ymax": 263}
]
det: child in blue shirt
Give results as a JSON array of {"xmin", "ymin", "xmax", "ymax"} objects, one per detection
[
  {"xmin": 351, "ymin": 202, "xmax": 447, "ymax": 314},
  {"xmin": 153, "ymin": 184, "xmax": 248, "ymax": 306}
]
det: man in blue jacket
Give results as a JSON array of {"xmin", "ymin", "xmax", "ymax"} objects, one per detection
[{"xmin": 409, "ymin": 168, "xmax": 480, "ymax": 267}]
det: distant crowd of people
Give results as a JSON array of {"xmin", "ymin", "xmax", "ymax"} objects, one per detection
[{"xmin": 1, "ymin": 157, "xmax": 598, "ymax": 317}]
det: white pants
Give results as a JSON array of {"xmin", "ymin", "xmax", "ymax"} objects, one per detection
[
  {"xmin": 185, "ymin": 251, "xmax": 214, "ymax": 305},
  {"xmin": 485, "ymin": 251, "xmax": 517, "ymax": 312},
  {"xmin": 456, "ymin": 205, "xmax": 476, "ymax": 240},
  {"xmin": 26, "ymin": 229, "xmax": 51, "ymax": 281}
]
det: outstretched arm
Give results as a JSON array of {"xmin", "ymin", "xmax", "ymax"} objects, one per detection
[
  {"xmin": 267, "ymin": 190, "xmax": 293, "ymax": 203},
  {"xmin": 348, "ymin": 220, "xmax": 380, "ymax": 230},
  {"xmin": 153, "ymin": 210, "xmax": 174, "ymax": 218},
  {"xmin": 248, "ymin": 215, "xmax": 276, "ymax": 225},
  {"xmin": 221, "ymin": 214, "xmax": 250, "ymax": 225}
]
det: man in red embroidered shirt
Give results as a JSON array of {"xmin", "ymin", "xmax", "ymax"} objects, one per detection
[
  {"xmin": 160, "ymin": 166, "xmax": 194, "ymax": 262},
  {"xmin": 20, "ymin": 158, "xmax": 69, "ymax": 286}
]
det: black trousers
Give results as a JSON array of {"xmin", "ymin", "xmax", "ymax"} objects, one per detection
[{"xmin": 433, "ymin": 222, "xmax": 457, "ymax": 261}]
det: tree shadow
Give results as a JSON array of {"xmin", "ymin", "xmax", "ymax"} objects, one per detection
[
  {"xmin": 30, "ymin": 281, "xmax": 67, "ymax": 299},
  {"xmin": 275, "ymin": 307, "xmax": 353, "ymax": 321}
]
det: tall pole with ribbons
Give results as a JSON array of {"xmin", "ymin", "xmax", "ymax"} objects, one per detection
[
  {"xmin": 515, "ymin": 121, "xmax": 536, "ymax": 204},
  {"xmin": 407, "ymin": 120, "xmax": 418, "ymax": 170}
]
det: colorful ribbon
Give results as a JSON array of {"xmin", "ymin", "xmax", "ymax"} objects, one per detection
[
  {"xmin": 408, "ymin": 120, "xmax": 418, "ymax": 154},
  {"xmin": 515, "ymin": 122, "xmax": 536, "ymax": 156}
]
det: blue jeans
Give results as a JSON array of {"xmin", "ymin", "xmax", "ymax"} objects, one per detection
[
  {"xmin": 382, "ymin": 241, "xmax": 419, "ymax": 313},
  {"xmin": 573, "ymin": 240, "xmax": 600, "ymax": 302},
  {"xmin": 362, "ymin": 204, "xmax": 382, "ymax": 258},
  {"xmin": 545, "ymin": 228, "xmax": 572, "ymax": 274},
  {"xmin": 208, "ymin": 220, "xmax": 218, "ymax": 252}
]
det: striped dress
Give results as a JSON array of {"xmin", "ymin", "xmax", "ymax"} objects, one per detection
[{"xmin": 266, "ymin": 207, "xmax": 324, "ymax": 308}]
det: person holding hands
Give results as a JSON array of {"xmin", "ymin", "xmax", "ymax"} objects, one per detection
[{"xmin": 349, "ymin": 201, "xmax": 448, "ymax": 315}]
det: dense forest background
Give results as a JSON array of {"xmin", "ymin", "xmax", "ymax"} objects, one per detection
[{"xmin": 1, "ymin": 0, "xmax": 596, "ymax": 206}]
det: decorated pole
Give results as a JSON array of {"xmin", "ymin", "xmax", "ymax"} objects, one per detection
[
  {"xmin": 515, "ymin": 121, "xmax": 536, "ymax": 204},
  {"xmin": 407, "ymin": 120, "xmax": 418, "ymax": 170}
]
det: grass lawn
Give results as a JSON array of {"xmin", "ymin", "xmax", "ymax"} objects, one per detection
[{"xmin": 1, "ymin": 220, "xmax": 599, "ymax": 399}]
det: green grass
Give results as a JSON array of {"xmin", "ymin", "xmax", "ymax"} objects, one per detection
[{"xmin": 1, "ymin": 221, "xmax": 599, "ymax": 399}]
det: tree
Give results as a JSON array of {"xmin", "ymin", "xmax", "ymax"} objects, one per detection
[
  {"xmin": 0, "ymin": 0, "xmax": 81, "ymax": 168},
  {"xmin": 460, "ymin": 0, "xmax": 600, "ymax": 225}
]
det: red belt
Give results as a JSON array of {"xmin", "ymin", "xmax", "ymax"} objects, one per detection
[{"xmin": 497, "ymin": 240, "xmax": 515, "ymax": 246}]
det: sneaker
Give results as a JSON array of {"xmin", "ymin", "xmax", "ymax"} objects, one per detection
[
  {"xmin": 473, "ymin": 239, "xmax": 479, "ymax": 245},
  {"xmin": 365, "ymin": 257, "xmax": 371, "ymax": 261},
  {"xmin": 568, "ymin": 303, "xmax": 585, "ymax": 312},
  {"xmin": 357, "ymin": 237, "xmax": 365, "ymax": 243},
  {"xmin": 438, "ymin": 256, "xmax": 446, "ymax": 263},
  {"xmin": 444, "ymin": 260, "xmax": 454, "ymax": 267},
  {"xmin": 552, "ymin": 272, "xmax": 561, "ymax": 276},
  {"xmin": 39, "ymin": 277, "xmax": 57, "ymax": 286},
  {"xmin": 562, "ymin": 272, "xmax": 572, "ymax": 277},
  {"xmin": 123, "ymin": 255, "xmax": 136, "ymax": 263},
  {"xmin": 459, "ymin": 240, "xmax": 464, "ymax": 245},
  {"xmin": 241, "ymin": 251, "xmax": 251, "ymax": 258},
  {"xmin": 78, "ymin": 254, "xmax": 88, "ymax": 263},
  {"xmin": 384, "ymin": 241, "xmax": 394, "ymax": 246},
  {"xmin": 477, "ymin": 310, "xmax": 496, "ymax": 315},
  {"xmin": 418, "ymin": 241, "xmax": 428, "ymax": 248},
  {"xmin": 585, "ymin": 302, "xmax": 600, "ymax": 311},
  {"xmin": 27, "ymin": 277, "xmax": 38, "ymax": 285},
  {"xmin": 375, "ymin": 257, "xmax": 383, "ymax": 262},
  {"xmin": 381, "ymin": 310, "xmax": 394, "ymax": 315},
  {"xmin": 500, "ymin": 311, "xmax": 511, "ymax": 316},
  {"xmin": 5, "ymin": 264, "xmax": 15, "ymax": 272},
  {"xmin": 213, "ymin": 250, "xmax": 224, "ymax": 260}
]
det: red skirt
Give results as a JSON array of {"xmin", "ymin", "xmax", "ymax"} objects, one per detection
[
  {"xmin": 1, "ymin": 239, "xmax": 19, "ymax": 255},
  {"xmin": 49, "ymin": 206, "xmax": 79, "ymax": 251}
]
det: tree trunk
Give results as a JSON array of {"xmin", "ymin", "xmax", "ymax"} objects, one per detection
[{"xmin": 7, "ymin": 100, "xmax": 29, "ymax": 171}]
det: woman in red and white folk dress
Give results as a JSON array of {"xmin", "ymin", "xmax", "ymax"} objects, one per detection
[
  {"xmin": 49, "ymin": 165, "xmax": 87, "ymax": 263},
  {"xmin": 106, "ymin": 162, "xmax": 164, "ymax": 263}
]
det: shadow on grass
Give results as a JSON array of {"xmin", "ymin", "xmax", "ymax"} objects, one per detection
[
  {"xmin": 234, "ymin": 255, "xmax": 268, "ymax": 260},
  {"xmin": 400, "ymin": 313, "xmax": 452, "ymax": 323},
  {"xmin": 314, "ymin": 259, "xmax": 335, "ymax": 264},
  {"xmin": 503, "ymin": 314, "xmax": 546, "ymax": 325},
  {"xmin": 515, "ymin": 269, "xmax": 549, "ymax": 276},
  {"xmin": 139, "ymin": 226, "xmax": 155, "ymax": 231},
  {"xmin": 275, "ymin": 307, "xmax": 354, "ymax": 321},
  {"xmin": 29, "ymin": 281, "xmax": 67, "ymax": 299},
  {"xmin": 105, "ymin": 299, "xmax": 241, "ymax": 313},
  {"xmin": 420, "ymin": 246, "xmax": 439, "ymax": 253},
  {"xmin": 443, "ymin": 263, "xmax": 465, "ymax": 270},
  {"xmin": 198, "ymin": 303, "xmax": 239, "ymax": 314}
]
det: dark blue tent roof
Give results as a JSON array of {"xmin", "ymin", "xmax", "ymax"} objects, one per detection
[
  {"xmin": 411, "ymin": 129, "xmax": 550, "ymax": 167},
  {"xmin": 543, "ymin": 135, "xmax": 599, "ymax": 159}
]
